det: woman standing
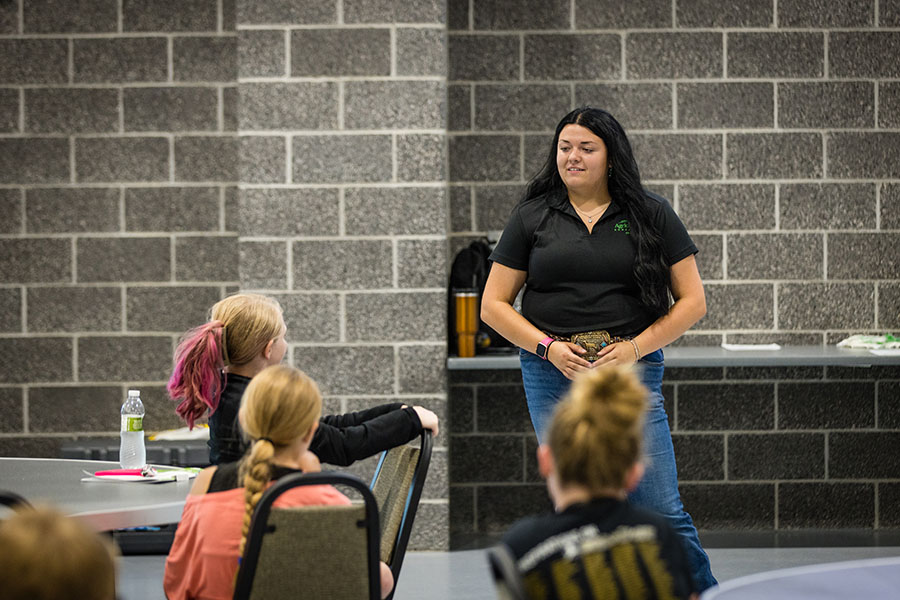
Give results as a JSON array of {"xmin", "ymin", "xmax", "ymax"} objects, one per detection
[{"xmin": 481, "ymin": 107, "xmax": 715, "ymax": 591}]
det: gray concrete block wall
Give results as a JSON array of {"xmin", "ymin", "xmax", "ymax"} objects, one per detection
[
  {"xmin": 448, "ymin": 0, "xmax": 900, "ymax": 542},
  {"xmin": 3, "ymin": 0, "xmax": 899, "ymax": 554},
  {"xmin": 235, "ymin": 0, "xmax": 449, "ymax": 550},
  {"xmin": 450, "ymin": 366, "xmax": 900, "ymax": 538},
  {"xmin": 2, "ymin": 0, "xmax": 450, "ymax": 552},
  {"xmin": 0, "ymin": 0, "xmax": 238, "ymax": 457}
]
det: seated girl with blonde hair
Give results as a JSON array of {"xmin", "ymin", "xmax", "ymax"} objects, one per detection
[
  {"xmin": 164, "ymin": 363, "xmax": 395, "ymax": 599},
  {"xmin": 167, "ymin": 293, "xmax": 438, "ymax": 466},
  {"xmin": 501, "ymin": 365, "xmax": 698, "ymax": 600}
]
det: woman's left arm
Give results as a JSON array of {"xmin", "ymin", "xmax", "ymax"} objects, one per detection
[{"xmin": 595, "ymin": 254, "xmax": 706, "ymax": 366}]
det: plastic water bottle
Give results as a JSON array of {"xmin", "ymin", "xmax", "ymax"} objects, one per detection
[{"xmin": 119, "ymin": 389, "xmax": 146, "ymax": 469}]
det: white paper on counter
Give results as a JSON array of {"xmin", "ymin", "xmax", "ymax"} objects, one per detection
[{"xmin": 721, "ymin": 343, "xmax": 782, "ymax": 351}]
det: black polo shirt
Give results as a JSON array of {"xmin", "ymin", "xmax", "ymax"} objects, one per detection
[{"xmin": 489, "ymin": 191, "xmax": 697, "ymax": 337}]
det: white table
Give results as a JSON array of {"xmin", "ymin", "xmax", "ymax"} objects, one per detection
[
  {"xmin": 702, "ymin": 556, "xmax": 900, "ymax": 599},
  {"xmin": 0, "ymin": 457, "xmax": 192, "ymax": 531}
]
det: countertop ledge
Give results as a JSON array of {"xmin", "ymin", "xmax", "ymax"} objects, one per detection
[{"xmin": 447, "ymin": 346, "xmax": 900, "ymax": 370}]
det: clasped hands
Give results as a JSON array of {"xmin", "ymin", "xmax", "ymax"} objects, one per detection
[{"xmin": 548, "ymin": 340, "xmax": 638, "ymax": 380}]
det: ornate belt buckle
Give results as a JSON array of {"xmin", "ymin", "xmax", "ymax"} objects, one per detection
[{"xmin": 571, "ymin": 330, "xmax": 613, "ymax": 362}]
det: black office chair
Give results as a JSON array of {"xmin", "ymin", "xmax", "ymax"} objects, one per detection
[
  {"xmin": 369, "ymin": 429, "xmax": 432, "ymax": 600},
  {"xmin": 486, "ymin": 544, "xmax": 527, "ymax": 600},
  {"xmin": 233, "ymin": 472, "xmax": 381, "ymax": 600},
  {"xmin": 0, "ymin": 490, "xmax": 32, "ymax": 512}
]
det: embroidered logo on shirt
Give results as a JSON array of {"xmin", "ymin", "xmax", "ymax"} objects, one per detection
[{"xmin": 613, "ymin": 219, "xmax": 630, "ymax": 234}]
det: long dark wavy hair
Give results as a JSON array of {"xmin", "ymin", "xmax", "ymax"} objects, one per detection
[{"xmin": 523, "ymin": 107, "xmax": 671, "ymax": 317}]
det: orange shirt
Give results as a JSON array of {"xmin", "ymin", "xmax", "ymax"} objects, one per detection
[{"xmin": 163, "ymin": 484, "xmax": 349, "ymax": 600}]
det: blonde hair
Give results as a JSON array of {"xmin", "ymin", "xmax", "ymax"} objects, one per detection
[
  {"xmin": 168, "ymin": 293, "xmax": 286, "ymax": 427},
  {"xmin": 0, "ymin": 506, "xmax": 118, "ymax": 600},
  {"xmin": 548, "ymin": 366, "xmax": 648, "ymax": 493},
  {"xmin": 236, "ymin": 364, "xmax": 322, "ymax": 558},
  {"xmin": 210, "ymin": 293, "xmax": 285, "ymax": 368}
]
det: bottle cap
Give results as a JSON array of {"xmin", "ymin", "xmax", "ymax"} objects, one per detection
[{"xmin": 128, "ymin": 389, "xmax": 140, "ymax": 396}]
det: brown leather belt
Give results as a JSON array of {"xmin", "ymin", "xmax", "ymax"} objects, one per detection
[{"xmin": 547, "ymin": 330, "xmax": 632, "ymax": 362}]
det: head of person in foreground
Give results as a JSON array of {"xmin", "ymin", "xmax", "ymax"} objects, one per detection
[
  {"xmin": 0, "ymin": 505, "xmax": 118, "ymax": 600},
  {"xmin": 539, "ymin": 365, "xmax": 647, "ymax": 507}
]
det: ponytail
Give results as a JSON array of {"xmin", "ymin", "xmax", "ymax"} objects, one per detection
[
  {"xmin": 167, "ymin": 320, "xmax": 226, "ymax": 429},
  {"xmin": 167, "ymin": 293, "xmax": 285, "ymax": 429}
]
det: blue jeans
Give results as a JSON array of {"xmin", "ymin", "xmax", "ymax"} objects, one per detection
[{"xmin": 520, "ymin": 348, "xmax": 718, "ymax": 592}]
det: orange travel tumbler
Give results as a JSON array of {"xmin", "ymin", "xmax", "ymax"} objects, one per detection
[{"xmin": 454, "ymin": 289, "xmax": 479, "ymax": 358}]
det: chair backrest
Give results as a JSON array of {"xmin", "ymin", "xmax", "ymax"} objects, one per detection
[
  {"xmin": 233, "ymin": 472, "xmax": 381, "ymax": 600},
  {"xmin": 486, "ymin": 545, "xmax": 527, "ymax": 600},
  {"xmin": 0, "ymin": 490, "xmax": 31, "ymax": 508},
  {"xmin": 0, "ymin": 490, "xmax": 32, "ymax": 516},
  {"xmin": 369, "ymin": 429, "xmax": 432, "ymax": 597}
]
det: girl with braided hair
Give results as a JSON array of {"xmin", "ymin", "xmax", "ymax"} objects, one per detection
[
  {"xmin": 501, "ymin": 365, "xmax": 698, "ymax": 599},
  {"xmin": 163, "ymin": 364, "xmax": 394, "ymax": 600}
]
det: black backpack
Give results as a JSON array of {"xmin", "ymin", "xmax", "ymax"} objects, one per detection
[{"xmin": 447, "ymin": 239, "xmax": 512, "ymax": 355}]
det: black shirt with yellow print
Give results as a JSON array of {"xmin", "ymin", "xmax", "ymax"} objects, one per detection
[{"xmin": 502, "ymin": 497, "xmax": 696, "ymax": 600}]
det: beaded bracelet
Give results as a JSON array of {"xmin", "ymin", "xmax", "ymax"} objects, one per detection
[{"xmin": 629, "ymin": 338, "xmax": 641, "ymax": 362}]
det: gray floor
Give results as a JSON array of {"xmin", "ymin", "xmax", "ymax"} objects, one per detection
[{"xmin": 120, "ymin": 546, "xmax": 900, "ymax": 600}]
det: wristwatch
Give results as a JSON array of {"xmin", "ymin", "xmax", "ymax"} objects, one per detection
[{"xmin": 535, "ymin": 336, "xmax": 555, "ymax": 360}]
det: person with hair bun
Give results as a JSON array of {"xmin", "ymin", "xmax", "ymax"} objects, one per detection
[
  {"xmin": 501, "ymin": 366, "xmax": 698, "ymax": 600},
  {"xmin": 167, "ymin": 293, "xmax": 438, "ymax": 466},
  {"xmin": 164, "ymin": 364, "xmax": 395, "ymax": 600},
  {"xmin": 482, "ymin": 107, "xmax": 714, "ymax": 590}
]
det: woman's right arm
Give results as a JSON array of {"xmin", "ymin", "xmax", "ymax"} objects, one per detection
[
  {"xmin": 480, "ymin": 262, "xmax": 533, "ymax": 349},
  {"xmin": 481, "ymin": 262, "xmax": 591, "ymax": 379}
]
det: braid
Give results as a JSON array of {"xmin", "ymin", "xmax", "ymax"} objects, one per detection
[
  {"xmin": 232, "ymin": 364, "xmax": 323, "ymax": 572},
  {"xmin": 237, "ymin": 439, "xmax": 274, "ymax": 559}
]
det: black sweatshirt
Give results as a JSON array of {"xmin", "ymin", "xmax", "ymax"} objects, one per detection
[{"xmin": 207, "ymin": 373, "xmax": 423, "ymax": 466}]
